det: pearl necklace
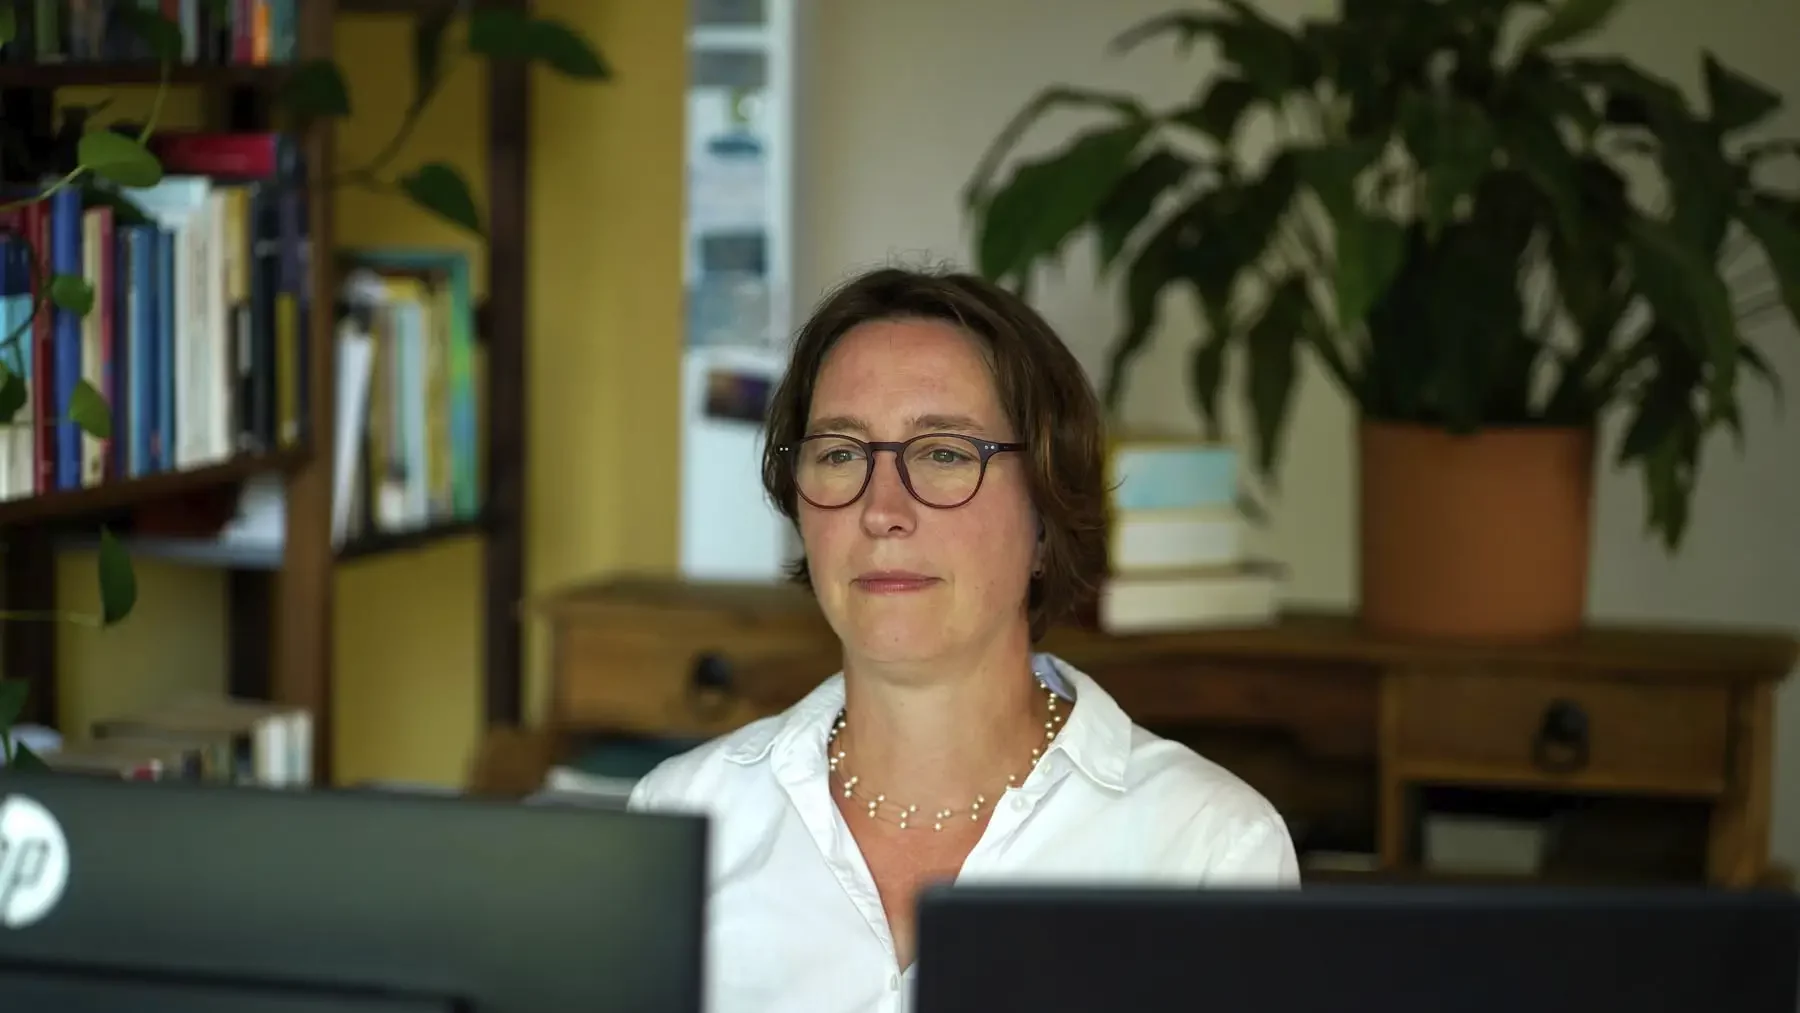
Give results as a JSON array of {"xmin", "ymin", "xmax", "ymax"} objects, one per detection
[{"xmin": 826, "ymin": 677, "xmax": 1066, "ymax": 831}]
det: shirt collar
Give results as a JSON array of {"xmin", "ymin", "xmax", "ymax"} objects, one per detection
[{"xmin": 724, "ymin": 651, "xmax": 1132, "ymax": 793}]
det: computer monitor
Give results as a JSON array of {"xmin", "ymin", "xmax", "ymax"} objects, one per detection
[
  {"xmin": 0, "ymin": 772, "xmax": 706, "ymax": 1012},
  {"xmin": 914, "ymin": 882, "xmax": 1800, "ymax": 1013}
]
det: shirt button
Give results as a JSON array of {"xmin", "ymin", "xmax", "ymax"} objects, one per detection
[
  {"xmin": 889, "ymin": 974, "xmax": 900, "ymax": 991},
  {"xmin": 1012, "ymin": 795, "xmax": 1029, "ymax": 811}
]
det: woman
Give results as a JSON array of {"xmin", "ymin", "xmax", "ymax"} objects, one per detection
[{"xmin": 629, "ymin": 266, "xmax": 1297, "ymax": 1012}]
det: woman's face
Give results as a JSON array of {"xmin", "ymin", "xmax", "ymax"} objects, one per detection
[{"xmin": 798, "ymin": 317, "xmax": 1038, "ymax": 669}]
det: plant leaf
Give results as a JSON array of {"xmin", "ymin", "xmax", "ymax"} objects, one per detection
[
  {"xmin": 282, "ymin": 59, "xmax": 352, "ymax": 119},
  {"xmin": 1616, "ymin": 398, "xmax": 1669, "ymax": 460},
  {"xmin": 97, "ymin": 527, "xmax": 137, "ymax": 626},
  {"xmin": 10, "ymin": 740, "xmax": 46, "ymax": 771},
  {"xmin": 1133, "ymin": 0, "xmax": 1319, "ymax": 99},
  {"xmin": 1625, "ymin": 213, "xmax": 1740, "ymax": 420},
  {"xmin": 1209, "ymin": 0, "xmax": 1310, "ymax": 99},
  {"xmin": 78, "ymin": 181, "xmax": 153, "ymax": 227},
  {"xmin": 1508, "ymin": 46, "xmax": 1604, "ymax": 137},
  {"xmin": 1493, "ymin": 88, "xmax": 1585, "ymax": 241},
  {"xmin": 1739, "ymin": 342, "xmax": 1782, "ymax": 409},
  {"xmin": 1569, "ymin": 57, "xmax": 1694, "ymax": 122},
  {"xmin": 399, "ymin": 162, "xmax": 484, "ymax": 237},
  {"xmin": 1399, "ymin": 92, "xmax": 1496, "ymax": 236},
  {"xmin": 1236, "ymin": 490, "xmax": 1269, "ymax": 526},
  {"xmin": 1419, "ymin": 201, "xmax": 1537, "ymax": 431},
  {"xmin": 1111, "ymin": 11, "xmax": 1228, "ymax": 55},
  {"xmin": 1185, "ymin": 151, "xmax": 1299, "ymax": 305},
  {"xmin": 467, "ymin": 7, "xmax": 533, "ymax": 60},
  {"xmin": 413, "ymin": 4, "xmax": 454, "ymax": 109},
  {"xmin": 1641, "ymin": 399, "xmax": 1701, "ymax": 551},
  {"xmin": 69, "ymin": 379, "xmax": 111, "ymax": 439},
  {"xmin": 0, "ymin": 5, "xmax": 16, "ymax": 47},
  {"xmin": 1334, "ymin": 213, "xmax": 1406, "ymax": 330},
  {"xmin": 0, "ymin": 679, "xmax": 25, "ymax": 729},
  {"xmin": 1565, "ymin": 58, "xmax": 1731, "ymax": 250},
  {"xmin": 526, "ymin": 18, "xmax": 612, "ymax": 79},
  {"xmin": 1738, "ymin": 196, "xmax": 1800, "ymax": 328},
  {"xmin": 1519, "ymin": 0, "xmax": 1624, "ymax": 53},
  {"xmin": 1646, "ymin": 123, "xmax": 1739, "ymax": 256},
  {"xmin": 1360, "ymin": 228, "xmax": 1438, "ymax": 421},
  {"xmin": 1100, "ymin": 211, "xmax": 1190, "ymax": 411},
  {"xmin": 0, "ymin": 364, "xmax": 24, "ymax": 423},
  {"xmin": 116, "ymin": 6, "xmax": 182, "ymax": 62},
  {"xmin": 1189, "ymin": 311, "xmax": 1232, "ymax": 440},
  {"xmin": 1092, "ymin": 148, "xmax": 1193, "ymax": 274},
  {"xmin": 78, "ymin": 130, "xmax": 163, "ymax": 188},
  {"xmin": 962, "ymin": 86, "xmax": 1149, "ymax": 216},
  {"xmin": 1296, "ymin": 139, "xmax": 1383, "ymax": 224},
  {"xmin": 1701, "ymin": 51, "xmax": 1781, "ymax": 135},
  {"xmin": 1615, "ymin": 327, "xmax": 1697, "ymax": 463},
  {"xmin": 974, "ymin": 120, "xmax": 1150, "ymax": 283},
  {"xmin": 433, "ymin": 9, "xmax": 617, "ymax": 82},
  {"xmin": 1174, "ymin": 76, "xmax": 1259, "ymax": 145},
  {"xmin": 49, "ymin": 273, "xmax": 95, "ymax": 316},
  {"xmin": 1242, "ymin": 275, "xmax": 1310, "ymax": 480}
]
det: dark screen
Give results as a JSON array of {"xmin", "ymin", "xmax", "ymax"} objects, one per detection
[{"xmin": 0, "ymin": 966, "xmax": 458, "ymax": 1013}]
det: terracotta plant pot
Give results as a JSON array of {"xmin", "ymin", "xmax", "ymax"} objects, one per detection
[{"xmin": 1358, "ymin": 419, "xmax": 1595, "ymax": 643}]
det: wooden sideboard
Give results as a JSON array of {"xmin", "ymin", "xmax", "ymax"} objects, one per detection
[{"xmin": 478, "ymin": 575, "xmax": 1799, "ymax": 888}]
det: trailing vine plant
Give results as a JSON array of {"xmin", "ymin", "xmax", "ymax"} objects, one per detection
[{"xmin": 0, "ymin": 2, "xmax": 610, "ymax": 768}]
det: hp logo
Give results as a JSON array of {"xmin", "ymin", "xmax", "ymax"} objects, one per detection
[{"xmin": 0, "ymin": 794, "xmax": 68, "ymax": 929}]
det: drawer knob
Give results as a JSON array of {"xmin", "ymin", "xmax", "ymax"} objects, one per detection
[
  {"xmin": 686, "ymin": 651, "xmax": 737, "ymax": 721},
  {"xmin": 1531, "ymin": 698, "xmax": 1590, "ymax": 774}
]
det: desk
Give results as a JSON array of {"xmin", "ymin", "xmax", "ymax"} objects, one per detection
[{"xmin": 488, "ymin": 576, "xmax": 1798, "ymax": 887}]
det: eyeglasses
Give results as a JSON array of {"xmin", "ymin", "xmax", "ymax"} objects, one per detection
[{"xmin": 780, "ymin": 433, "xmax": 1026, "ymax": 510}]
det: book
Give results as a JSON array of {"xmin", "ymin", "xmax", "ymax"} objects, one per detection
[
  {"xmin": 1108, "ymin": 505, "xmax": 1243, "ymax": 573},
  {"xmin": 1097, "ymin": 562, "xmax": 1283, "ymax": 634}
]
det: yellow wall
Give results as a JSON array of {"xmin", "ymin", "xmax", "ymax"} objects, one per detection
[
  {"xmin": 326, "ymin": 11, "xmax": 491, "ymax": 787},
  {"xmin": 522, "ymin": 0, "xmax": 686, "ymax": 723},
  {"xmin": 43, "ymin": 0, "xmax": 685, "ymax": 787}
]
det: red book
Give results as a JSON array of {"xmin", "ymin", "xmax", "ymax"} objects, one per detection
[{"xmin": 150, "ymin": 132, "xmax": 283, "ymax": 180}]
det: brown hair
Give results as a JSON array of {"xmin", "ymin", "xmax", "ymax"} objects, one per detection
[{"xmin": 761, "ymin": 265, "xmax": 1108, "ymax": 640}]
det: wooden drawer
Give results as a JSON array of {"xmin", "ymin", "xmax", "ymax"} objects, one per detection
[
  {"xmin": 549, "ymin": 605, "xmax": 839, "ymax": 736},
  {"xmin": 1387, "ymin": 671, "xmax": 1732, "ymax": 796}
]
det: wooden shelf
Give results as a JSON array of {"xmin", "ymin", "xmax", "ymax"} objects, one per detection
[
  {"xmin": 0, "ymin": 448, "xmax": 306, "ymax": 527},
  {"xmin": 52, "ymin": 533, "xmax": 286, "ymax": 570},
  {"xmin": 339, "ymin": 517, "xmax": 485, "ymax": 562},
  {"xmin": 55, "ymin": 516, "xmax": 486, "ymax": 571},
  {"xmin": 0, "ymin": 63, "xmax": 291, "ymax": 89},
  {"xmin": 339, "ymin": 0, "xmax": 510, "ymax": 13}
]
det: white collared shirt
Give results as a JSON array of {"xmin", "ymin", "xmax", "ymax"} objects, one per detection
[{"xmin": 626, "ymin": 652, "xmax": 1300, "ymax": 1013}]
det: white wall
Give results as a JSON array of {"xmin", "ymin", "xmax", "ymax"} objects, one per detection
[{"xmin": 795, "ymin": 0, "xmax": 1800, "ymax": 865}]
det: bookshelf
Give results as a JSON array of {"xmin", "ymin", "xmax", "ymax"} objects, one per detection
[
  {"xmin": 0, "ymin": 0, "xmax": 533, "ymax": 784},
  {"xmin": 0, "ymin": 64, "xmax": 293, "ymax": 88}
]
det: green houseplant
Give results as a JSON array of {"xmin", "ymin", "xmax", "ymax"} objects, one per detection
[
  {"xmin": 0, "ymin": 3, "xmax": 610, "ymax": 767},
  {"xmin": 963, "ymin": 0, "xmax": 1800, "ymax": 640}
]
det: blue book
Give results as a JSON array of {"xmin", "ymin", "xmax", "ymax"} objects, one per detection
[
  {"xmin": 1107, "ymin": 439, "xmax": 1239, "ymax": 512},
  {"xmin": 49, "ymin": 187, "xmax": 82, "ymax": 491}
]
